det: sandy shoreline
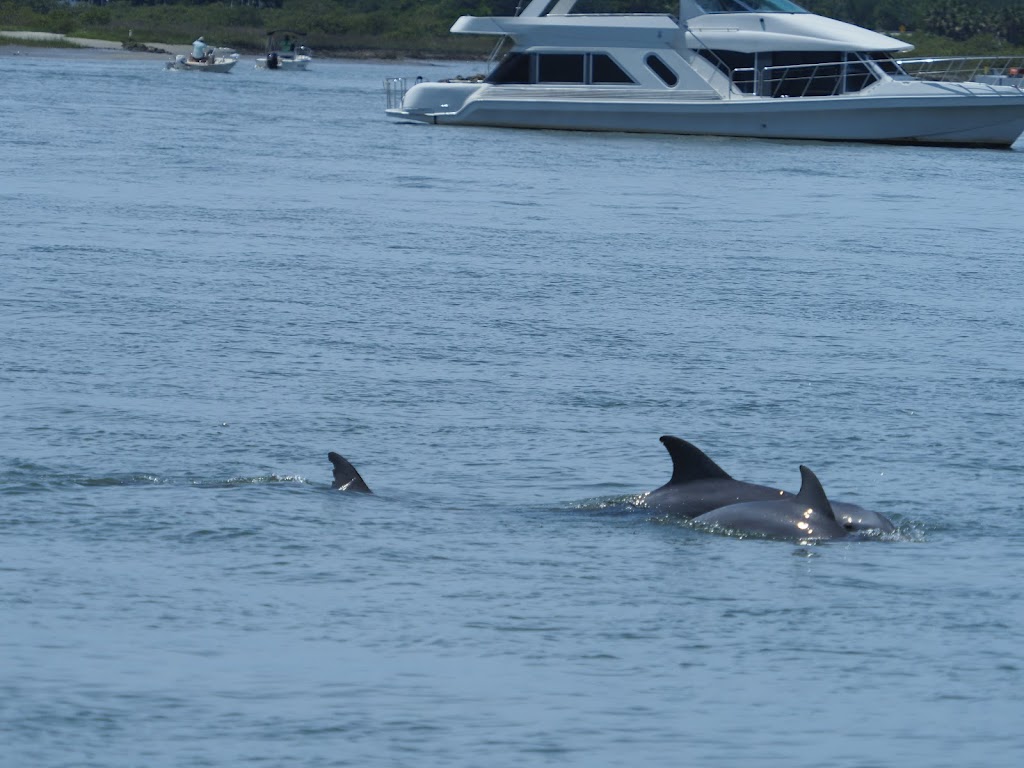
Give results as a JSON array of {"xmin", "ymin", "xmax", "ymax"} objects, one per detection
[
  {"xmin": 0, "ymin": 30, "xmax": 481, "ymax": 62},
  {"xmin": 1, "ymin": 30, "xmax": 192, "ymax": 58}
]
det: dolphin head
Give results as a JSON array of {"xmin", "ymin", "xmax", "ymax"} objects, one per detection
[{"xmin": 831, "ymin": 501, "xmax": 896, "ymax": 534}]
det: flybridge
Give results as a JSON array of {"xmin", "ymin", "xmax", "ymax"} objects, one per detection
[
  {"xmin": 687, "ymin": 1, "xmax": 810, "ymax": 13},
  {"xmin": 508, "ymin": 1, "xmax": 810, "ymax": 19},
  {"xmin": 452, "ymin": 0, "xmax": 901, "ymax": 54},
  {"xmin": 449, "ymin": 6, "xmax": 679, "ymax": 47}
]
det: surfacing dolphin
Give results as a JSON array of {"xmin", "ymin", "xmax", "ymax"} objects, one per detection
[
  {"xmin": 693, "ymin": 465, "xmax": 850, "ymax": 541},
  {"xmin": 328, "ymin": 452, "xmax": 372, "ymax": 493},
  {"xmin": 643, "ymin": 436, "xmax": 790, "ymax": 517},
  {"xmin": 644, "ymin": 436, "xmax": 894, "ymax": 533}
]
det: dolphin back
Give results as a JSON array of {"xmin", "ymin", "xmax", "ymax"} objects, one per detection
[
  {"xmin": 692, "ymin": 465, "xmax": 848, "ymax": 540},
  {"xmin": 660, "ymin": 436, "xmax": 733, "ymax": 485},
  {"xmin": 328, "ymin": 451, "xmax": 372, "ymax": 493}
]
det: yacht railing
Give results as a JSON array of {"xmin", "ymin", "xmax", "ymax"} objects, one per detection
[
  {"xmin": 384, "ymin": 77, "xmax": 407, "ymax": 109},
  {"xmin": 686, "ymin": 27, "xmax": 737, "ymax": 99},
  {"xmin": 732, "ymin": 60, "xmax": 877, "ymax": 98},
  {"xmin": 483, "ymin": 0, "xmax": 525, "ymax": 75},
  {"xmin": 486, "ymin": 35, "xmax": 514, "ymax": 76},
  {"xmin": 897, "ymin": 56, "xmax": 1024, "ymax": 84}
]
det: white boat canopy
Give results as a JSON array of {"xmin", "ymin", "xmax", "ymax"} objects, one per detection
[{"xmin": 452, "ymin": 0, "xmax": 912, "ymax": 54}]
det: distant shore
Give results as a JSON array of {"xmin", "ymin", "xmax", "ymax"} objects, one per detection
[
  {"xmin": 0, "ymin": 30, "xmax": 482, "ymax": 62},
  {"xmin": 0, "ymin": 31, "xmax": 190, "ymax": 57}
]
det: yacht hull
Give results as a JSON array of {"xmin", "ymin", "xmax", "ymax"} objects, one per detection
[{"xmin": 390, "ymin": 90, "xmax": 1024, "ymax": 148}]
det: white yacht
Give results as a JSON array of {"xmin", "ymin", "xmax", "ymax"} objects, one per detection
[{"xmin": 385, "ymin": 0, "xmax": 1024, "ymax": 147}]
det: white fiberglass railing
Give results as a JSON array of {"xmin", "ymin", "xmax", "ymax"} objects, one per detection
[{"xmin": 898, "ymin": 56, "xmax": 1024, "ymax": 83}]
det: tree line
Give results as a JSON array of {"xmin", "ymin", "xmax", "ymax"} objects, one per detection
[
  {"xmin": 803, "ymin": 1, "xmax": 1024, "ymax": 43},
  {"xmin": 4, "ymin": 1, "xmax": 1024, "ymax": 54}
]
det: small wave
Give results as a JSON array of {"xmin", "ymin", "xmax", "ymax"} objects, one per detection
[
  {"xmin": 566, "ymin": 493, "xmax": 648, "ymax": 515},
  {"xmin": 688, "ymin": 516, "xmax": 926, "ymax": 544},
  {"xmin": 0, "ymin": 467, "xmax": 169, "ymax": 491},
  {"xmin": 879, "ymin": 520, "xmax": 928, "ymax": 543},
  {"xmin": 191, "ymin": 474, "xmax": 313, "ymax": 488},
  {"xmin": 687, "ymin": 519, "xmax": 779, "ymax": 541},
  {"xmin": 75, "ymin": 474, "xmax": 166, "ymax": 487},
  {"xmin": 0, "ymin": 468, "xmax": 319, "ymax": 493},
  {"xmin": 183, "ymin": 527, "xmax": 259, "ymax": 541}
]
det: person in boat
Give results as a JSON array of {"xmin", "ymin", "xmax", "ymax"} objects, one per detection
[
  {"xmin": 280, "ymin": 35, "xmax": 294, "ymax": 53},
  {"xmin": 191, "ymin": 36, "xmax": 210, "ymax": 63}
]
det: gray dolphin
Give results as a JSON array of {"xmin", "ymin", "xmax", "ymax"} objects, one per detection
[
  {"xmin": 328, "ymin": 452, "xmax": 372, "ymax": 493},
  {"xmin": 643, "ymin": 436, "xmax": 790, "ymax": 517},
  {"xmin": 693, "ymin": 465, "xmax": 849, "ymax": 541},
  {"xmin": 644, "ymin": 436, "xmax": 894, "ymax": 533}
]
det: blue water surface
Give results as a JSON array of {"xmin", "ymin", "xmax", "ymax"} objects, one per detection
[{"xmin": 1, "ymin": 48, "xmax": 1023, "ymax": 767}]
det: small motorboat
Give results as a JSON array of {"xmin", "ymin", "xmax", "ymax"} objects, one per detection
[
  {"xmin": 255, "ymin": 30, "xmax": 312, "ymax": 70},
  {"xmin": 166, "ymin": 50, "xmax": 240, "ymax": 73}
]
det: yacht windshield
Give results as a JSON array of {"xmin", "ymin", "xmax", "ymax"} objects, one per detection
[{"xmin": 698, "ymin": 1, "xmax": 808, "ymax": 12}]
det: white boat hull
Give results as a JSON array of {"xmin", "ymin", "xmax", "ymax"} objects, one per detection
[
  {"xmin": 165, "ymin": 55, "xmax": 239, "ymax": 74},
  {"xmin": 255, "ymin": 54, "xmax": 312, "ymax": 71},
  {"xmin": 390, "ymin": 82, "xmax": 1024, "ymax": 148}
]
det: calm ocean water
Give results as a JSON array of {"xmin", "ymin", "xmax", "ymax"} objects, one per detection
[{"xmin": 2, "ymin": 48, "xmax": 1023, "ymax": 767}]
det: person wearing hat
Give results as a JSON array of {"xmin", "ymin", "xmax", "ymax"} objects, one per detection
[{"xmin": 191, "ymin": 36, "xmax": 210, "ymax": 62}]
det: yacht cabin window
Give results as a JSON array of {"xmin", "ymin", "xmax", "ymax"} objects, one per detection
[
  {"xmin": 698, "ymin": 49, "xmax": 879, "ymax": 96},
  {"xmin": 646, "ymin": 55, "xmax": 679, "ymax": 87},
  {"xmin": 487, "ymin": 52, "xmax": 635, "ymax": 86},
  {"xmin": 868, "ymin": 52, "xmax": 905, "ymax": 76},
  {"xmin": 699, "ymin": 50, "xmax": 755, "ymax": 91},
  {"xmin": 592, "ymin": 53, "xmax": 635, "ymax": 84},
  {"xmin": 538, "ymin": 54, "xmax": 585, "ymax": 83},
  {"xmin": 489, "ymin": 52, "xmax": 531, "ymax": 84},
  {"xmin": 697, "ymin": 1, "xmax": 808, "ymax": 12}
]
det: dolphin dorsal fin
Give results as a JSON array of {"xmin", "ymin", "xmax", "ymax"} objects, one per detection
[
  {"xmin": 328, "ymin": 451, "xmax": 372, "ymax": 494},
  {"xmin": 659, "ymin": 436, "xmax": 733, "ymax": 485},
  {"xmin": 795, "ymin": 465, "xmax": 835, "ymax": 520}
]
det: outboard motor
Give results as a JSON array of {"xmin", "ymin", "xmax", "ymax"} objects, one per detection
[{"xmin": 267, "ymin": 52, "xmax": 279, "ymax": 69}]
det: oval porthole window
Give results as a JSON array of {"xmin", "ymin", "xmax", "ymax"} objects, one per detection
[{"xmin": 646, "ymin": 54, "xmax": 678, "ymax": 87}]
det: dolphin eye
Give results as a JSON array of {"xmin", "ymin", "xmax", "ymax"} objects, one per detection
[{"xmin": 843, "ymin": 522, "xmax": 856, "ymax": 531}]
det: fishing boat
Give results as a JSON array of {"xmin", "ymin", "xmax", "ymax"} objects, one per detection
[
  {"xmin": 255, "ymin": 30, "xmax": 313, "ymax": 70},
  {"xmin": 384, "ymin": 0, "xmax": 1024, "ymax": 148},
  {"xmin": 165, "ymin": 50, "xmax": 240, "ymax": 73}
]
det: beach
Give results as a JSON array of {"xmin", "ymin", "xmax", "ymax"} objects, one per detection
[
  {"xmin": 0, "ymin": 29, "xmax": 462, "ymax": 61},
  {"xmin": 0, "ymin": 30, "xmax": 192, "ymax": 58}
]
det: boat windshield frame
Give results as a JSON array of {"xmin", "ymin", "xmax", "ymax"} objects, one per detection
[
  {"xmin": 697, "ymin": 1, "xmax": 808, "ymax": 13},
  {"xmin": 264, "ymin": 29, "xmax": 308, "ymax": 54}
]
